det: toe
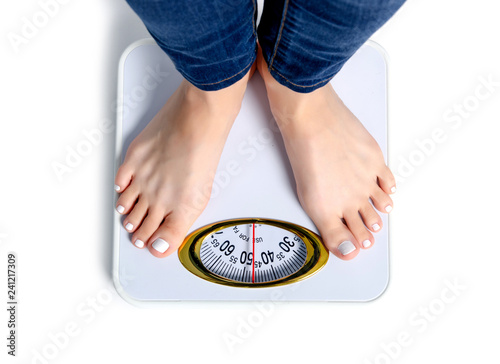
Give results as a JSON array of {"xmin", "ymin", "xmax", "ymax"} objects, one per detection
[
  {"xmin": 359, "ymin": 203, "xmax": 383, "ymax": 233},
  {"xmin": 122, "ymin": 198, "xmax": 148, "ymax": 233},
  {"xmin": 115, "ymin": 183, "xmax": 139, "ymax": 215},
  {"xmin": 344, "ymin": 211, "xmax": 374, "ymax": 249},
  {"xmin": 147, "ymin": 211, "xmax": 192, "ymax": 258},
  {"xmin": 377, "ymin": 166, "xmax": 396, "ymax": 195},
  {"xmin": 131, "ymin": 207, "xmax": 165, "ymax": 249},
  {"xmin": 318, "ymin": 219, "xmax": 360, "ymax": 260},
  {"xmin": 370, "ymin": 187, "xmax": 393, "ymax": 214},
  {"xmin": 114, "ymin": 163, "xmax": 134, "ymax": 193}
]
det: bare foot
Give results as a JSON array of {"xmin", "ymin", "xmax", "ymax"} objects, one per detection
[
  {"xmin": 257, "ymin": 48, "xmax": 396, "ymax": 260},
  {"xmin": 114, "ymin": 66, "xmax": 254, "ymax": 258}
]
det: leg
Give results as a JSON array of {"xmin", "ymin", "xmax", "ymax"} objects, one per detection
[
  {"xmin": 126, "ymin": 0, "xmax": 258, "ymax": 90},
  {"xmin": 115, "ymin": 0, "xmax": 257, "ymax": 257},
  {"xmin": 257, "ymin": 0, "xmax": 405, "ymax": 260},
  {"xmin": 258, "ymin": 0, "xmax": 405, "ymax": 92}
]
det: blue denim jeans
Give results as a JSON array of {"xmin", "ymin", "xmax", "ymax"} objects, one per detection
[{"xmin": 125, "ymin": 0, "xmax": 405, "ymax": 92}]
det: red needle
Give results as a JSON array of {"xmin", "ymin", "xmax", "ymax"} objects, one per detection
[{"xmin": 252, "ymin": 223, "xmax": 255, "ymax": 283}]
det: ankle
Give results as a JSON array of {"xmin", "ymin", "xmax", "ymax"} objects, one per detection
[
  {"xmin": 182, "ymin": 75, "xmax": 249, "ymax": 119},
  {"xmin": 268, "ymin": 86, "xmax": 327, "ymax": 133},
  {"xmin": 256, "ymin": 52, "xmax": 326, "ymax": 129}
]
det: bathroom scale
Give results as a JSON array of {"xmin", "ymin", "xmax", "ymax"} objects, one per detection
[{"xmin": 112, "ymin": 38, "xmax": 390, "ymax": 305}]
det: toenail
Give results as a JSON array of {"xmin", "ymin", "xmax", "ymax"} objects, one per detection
[
  {"xmin": 152, "ymin": 238, "xmax": 169, "ymax": 253},
  {"xmin": 372, "ymin": 223, "xmax": 380, "ymax": 231},
  {"xmin": 125, "ymin": 223, "xmax": 134, "ymax": 231},
  {"xmin": 116, "ymin": 205, "xmax": 125, "ymax": 214},
  {"xmin": 134, "ymin": 239, "xmax": 144, "ymax": 248},
  {"xmin": 338, "ymin": 241, "xmax": 356, "ymax": 256},
  {"xmin": 362, "ymin": 240, "xmax": 372, "ymax": 248},
  {"xmin": 391, "ymin": 186, "xmax": 396, "ymax": 193},
  {"xmin": 115, "ymin": 185, "xmax": 121, "ymax": 192},
  {"xmin": 385, "ymin": 205, "xmax": 393, "ymax": 213}
]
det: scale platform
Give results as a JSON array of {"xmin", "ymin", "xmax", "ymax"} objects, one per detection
[{"xmin": 112, "ymin": 38, "xmax": 390, "ymax": 304}]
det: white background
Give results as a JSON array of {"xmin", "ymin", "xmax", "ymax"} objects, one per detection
[{"xmin": 1, "ymin": 0, "xmax": 499, "ymax": 363}]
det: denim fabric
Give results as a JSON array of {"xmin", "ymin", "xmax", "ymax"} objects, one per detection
[
  {"xmin": 125, "ymin": 0, "xmax": 258, "ymax": 91},
  {"xmin": 125, "ymin": 0, "xmax": 405, "ymax": 93},
  {"xmin": 258, "ymin": 0, "xmax": 406, "ymax": 92}
]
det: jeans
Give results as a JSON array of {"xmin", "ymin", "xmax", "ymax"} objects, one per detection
[{"xmin": 125, "ymin": 0, "xmax": 406, "ymax": 93}]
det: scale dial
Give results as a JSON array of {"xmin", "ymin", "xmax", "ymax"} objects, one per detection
[{"xmin": 178, "ymin": 218, "xmax": 329, "ymax": 288}]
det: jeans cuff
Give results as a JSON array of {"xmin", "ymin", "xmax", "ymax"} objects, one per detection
[
  {"xmin": 181, "ymin": 51, "xmax": 257, "ymax": 92},
  {"xmin": 268, "ymin": 67, "xmax": 334, "ymax": 93}
]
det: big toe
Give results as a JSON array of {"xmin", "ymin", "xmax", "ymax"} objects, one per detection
[
  {"xmin": 147, "ymin": 211, "xmax": 193, "ymax": 258},
  {"xmin": 318, "ymin": 219, "xmax": 361, "ymax": 260}
]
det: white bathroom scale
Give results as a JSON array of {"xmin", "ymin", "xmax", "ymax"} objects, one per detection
[{"xmin": 112, "ymin": 38, "xmax": 390, "ymax": 305}]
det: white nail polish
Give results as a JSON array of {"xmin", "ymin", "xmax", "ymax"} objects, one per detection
[
  {"xmin": 152, "ymin": 238, "xmax": 169, "ymax": 253},
  {"xmin": 391, "ymin": 186, "xmax": 396, "ymax": 193},
  {"xmin": 338, "ymin": 241, "xmax": 356, "ymax": 256},
  {"xmin": 115, "ymin": 185, "xmax": 121, "ymax": 192},
  {"xmin": 125, "ymin": 223, "xmax": 134, "ymax": 231},
  {"xmin": 134, "ymin": 239, "xmax": 144, "ymax": 248},
  {"xmin": 116, "ymin": 205, "xmax": 125, "ymax": 214},
  {"xmin": 385, "ymin": 205, "xmax": 393, "ymax": 213},
  {"xmin": 372, "ymin": 223, "xmax": 380, "ymax": 231},
  {"xmin": 362, "ymin": 240, "xmax": 372, "ymax": 248}
]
